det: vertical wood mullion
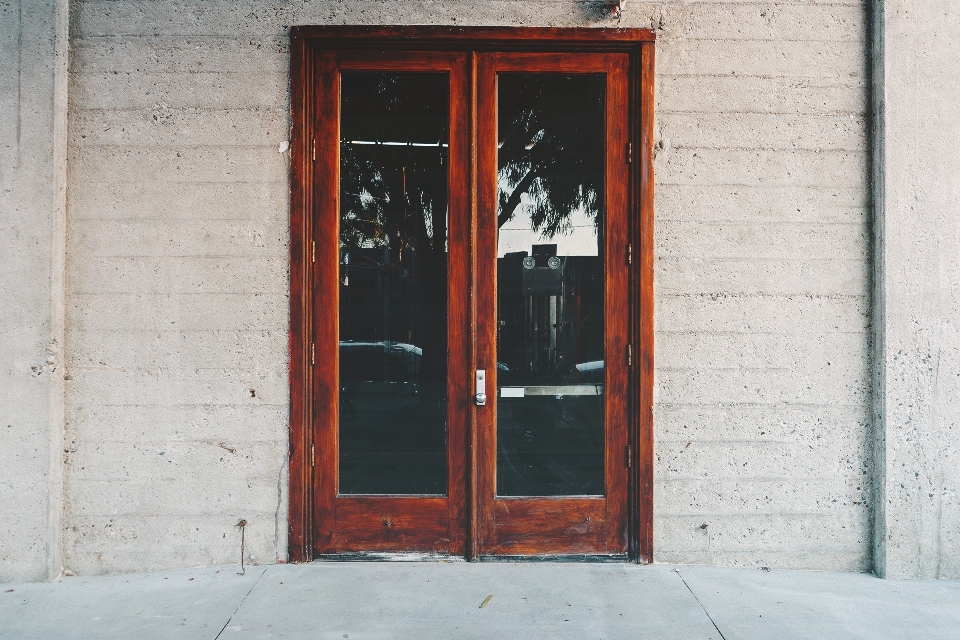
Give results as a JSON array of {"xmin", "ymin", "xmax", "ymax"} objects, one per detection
[{"xmin": 467, "ymin": 50, "xmax": 480, "ymax": 560}]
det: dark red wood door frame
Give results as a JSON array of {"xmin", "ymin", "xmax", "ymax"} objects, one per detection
[{"xmin": 288, "ymin": 26, "xmax": 656, "ymax": 563}]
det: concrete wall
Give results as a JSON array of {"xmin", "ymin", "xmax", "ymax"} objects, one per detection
[
  {"xmin": 61, "ymin": 0, "xmax": 873, "ymax": 574},
  {"xmin": 0, "ymin": 0, "xmax": 67, "ymax": 582},
  {"xmin": 651, "ymin": 1, "xmax": 871, "ymax": 570},
  {"xmin": 15, "ymin": 0, "xmax": 959, "ymax": 584},
  {"xmin": 873, "ymin": 0, "xmax": 960, "ymax": 579},
  {"xmin": 63, "ymin": 3, "xmax": 292, "ymax": 573}
]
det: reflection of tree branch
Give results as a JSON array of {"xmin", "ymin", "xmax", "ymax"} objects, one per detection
[{"xmin": 498, "ymin": 169, "xmax": 537, "ymax": 228}]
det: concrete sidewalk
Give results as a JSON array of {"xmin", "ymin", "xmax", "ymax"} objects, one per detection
[{"xmin": 1, "ymin": 562, "xmax": 959, "ymax": 639}]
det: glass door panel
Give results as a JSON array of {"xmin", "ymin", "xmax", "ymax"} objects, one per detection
[
  {"xmin": 495, "ymin": 73, "xmax": 607, "ymax": 497},
  {"xmin": 338, "ymin": 72, "xmax": 449, "ymax": 496}
]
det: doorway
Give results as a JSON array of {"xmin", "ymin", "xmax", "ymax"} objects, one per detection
[{"xmin": 288, "ymin": 27, "xmax": 655, "ymax": 561}]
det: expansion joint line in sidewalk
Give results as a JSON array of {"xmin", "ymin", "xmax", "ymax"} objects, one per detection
[
  {"xmin": 214, "ymin": 568, "xmax": 266, "ymax": 639},
  {"xmin": 676, "ymin": 569, "xmax": 728, "ymax": 640}
]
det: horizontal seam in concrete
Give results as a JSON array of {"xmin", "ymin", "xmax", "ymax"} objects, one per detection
[
  {"xmin": 658, "ymin": 511, "xmax": 869, "ymax": 519},
  {"xmin": 74, "ymin": 143, "xmax": 287, "ymax": 149},
  {"xmin": 656, "ymin": 184, "xmax": 868, "ymax": 189},
  {"xmin": 656, "ymin": 330, "xmax": 869, "ymax": 335},
  {"xmin": 657, "ymin": 440, "xmax": 866, "ymax": 445},
  {"xmin": 71, "ymin": 440, "xmax": 287, "ymax": 447},
  {"xmin": 664, "ymin": 147, "xmax": 867, "ymax": 153},
  {"xmin": 661, "ymin": 292, "xmax": 867, "ymax": 297},
  {"xmin": 656, "ymin": 222, "xmax": 868, "ymax": 227},
  {"xmin": 655, "ymin": 255, "xmax": 868, "ymax": 260},
  {"xmin": 659, "ymin": 109, "xmax": 867, "ymax": 115},
  {"xmin": 655, "ymin": 403, "xmax": 869, "ymax": 409}
]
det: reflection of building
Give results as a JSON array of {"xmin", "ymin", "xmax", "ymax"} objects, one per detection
[
  {"xmin": 339, "ymin": 244, "xmax": 447, "ymax": 377},
  {"xmin": 339, "ymin": 246, "xmax": 418, "ymax": 346},
  {"xmin": 498, "ymin": 244, "xmax": 603, "ymax": 385},
  {"xmin": 338, "ymin": 248, "xmax": 448, "ymax": 495},
  {"xmin": 338, "ymin": 340, "xmax": 447, "ymax": 495},
  {"xmin": 497, "ymin": 244, "xmax": 606, "ymax": 496}
]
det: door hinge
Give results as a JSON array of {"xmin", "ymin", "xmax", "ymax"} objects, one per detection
[
  {"xmin": 627, "ymin": 142, "xmax": 633, "ymax": 164},
  {"xmin": 311, "ymin": 443, "xmax": 315, "ymax": 467},
  {"xmin": 627, "ymin": 243, "xmax": 633, "ymax": 265},
  {"xmin": 312, "ymin": 240, "xmax": 316, "ymax": 264},
  {"xmin": 312, "ymin": 138, "xmax": 316, "ymax": 162},
  {"xmin": 626, "ymin": 445, "xmax": 633, "ymax": 468},
  {"xmin": 627, "ymin": 344, "xmax": 633, "ymax": 367},
  {"xmin": 311, "ymin": 342, "xmax": 315, "ymax": 366}
]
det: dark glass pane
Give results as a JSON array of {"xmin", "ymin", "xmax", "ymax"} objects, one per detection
[
  {"xmin": 338, "ymin": 73, "xmax": 449, "ymax": 495},
  {"xmin": 496, "ymin": 73, "xmax": 606, "ymax": 497}
]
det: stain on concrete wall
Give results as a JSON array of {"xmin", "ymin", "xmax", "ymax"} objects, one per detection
[{"xmin": 63, "ymin": 0, "xmax": 872, "ymax": 573}]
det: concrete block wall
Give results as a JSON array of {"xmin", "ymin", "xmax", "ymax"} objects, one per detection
[{"xmin": 62, "ymin": 0, "xmax": 872, "ymax": 574}]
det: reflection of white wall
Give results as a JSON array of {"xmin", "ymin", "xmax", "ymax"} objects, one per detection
[{"xmin": 497, "ymin": 194, "xmax": 599, "ymax": 257}]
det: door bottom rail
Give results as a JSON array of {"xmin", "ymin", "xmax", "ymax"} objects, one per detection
[{"xmin": 312, "ymin": 553, "xmax": 630, "ymax": 563}]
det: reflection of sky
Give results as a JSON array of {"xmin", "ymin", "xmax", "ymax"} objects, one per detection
[{"xmin": 498, "ymin": 193, "xmax": 599, "ymax": 258}]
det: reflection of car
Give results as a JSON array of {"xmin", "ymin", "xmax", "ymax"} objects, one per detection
[
  {"xmin": 338, "ymin": 341, "xmax": 446, "ymax": 493},
  {"xmin": 572, "ymin": 360, "xmax": 604, "ymax": 384},
  {"xmin": 496, "ymin": 362, "xmax": 512, "ymax": 386},
  {"xmin": 339, "ymin": 341, "xmax": 421, "ymax": 424},
  {"xmin": 340, "ymin": 341, "xmax": 421, "ymax": 383}
]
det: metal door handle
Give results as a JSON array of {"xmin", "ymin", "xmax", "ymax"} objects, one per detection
[{"xmin": 475, "ymin": 369, "xmax": 486, "ymax": 406}]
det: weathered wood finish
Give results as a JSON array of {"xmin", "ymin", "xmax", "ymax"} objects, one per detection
[
  {"xmin": 309, "ymin": 50, "xmax": 471, "ymax": 555},
  {"xmin": 474, "ymin": 52, "xmax": 631, "ymax": 557},
  {"xmin": 288, "ymin": 27, "xmax": 656, "ymax": 562},
  {"xmin": 288, "ymin": 37, "xmax": 313, "ymax": 563},
  {"xmin": 634, "ymin": 43, "xmax": 656, "ymax": 564}
]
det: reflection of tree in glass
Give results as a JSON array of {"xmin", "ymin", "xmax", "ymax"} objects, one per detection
[
  {"xmin": 497, "ymin": 74, "xmax": 605, "ymax": 238},
  {"xmin": 339, "ymin": 74, "xmax": 448, "ymax": 259},
  {"xmin": 337, "ymin": 73, "xmax": 449, "ymax": 391}
]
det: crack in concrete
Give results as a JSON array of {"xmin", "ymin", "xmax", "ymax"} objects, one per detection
[
  {"xmin": 214, "ymin": 567, "xmax": 266, "ymax": 640},
  {"xmin": 274, "ymin": 457, "xmax": 287, "ymax": 560},
  {"xmin": 676, "ymin": 569, "xmax": 728, "ymax": 640}
]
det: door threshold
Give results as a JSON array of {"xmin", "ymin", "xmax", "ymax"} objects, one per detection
[
  {"xmin": 475, "ymin": 554, "xmax": 629, "ymax": 563},
  {"xmin": 313, "ymin": 553, "xmax": 467, "ymax": 562}
]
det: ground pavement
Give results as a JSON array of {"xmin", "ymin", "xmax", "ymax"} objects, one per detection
[{"xmin": 2, "ymin": 562, "xmax": 959, "ymax": 639}]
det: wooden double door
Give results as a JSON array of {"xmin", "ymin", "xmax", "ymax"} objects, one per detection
[{"xmin": 290, "ymin": 28, "xmax": 654, "ymax": 560}]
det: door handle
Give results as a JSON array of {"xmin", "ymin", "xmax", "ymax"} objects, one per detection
[{"xmin": 475, "ymin": 369, "xmax": 486, "ymax": 406}]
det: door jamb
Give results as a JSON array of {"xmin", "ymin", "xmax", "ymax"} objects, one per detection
[{"xmin": 288, "ymin": 25, "xmax": 656, "ymax": 563}]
